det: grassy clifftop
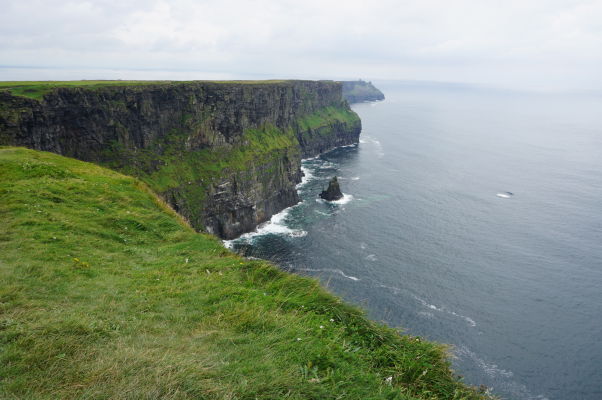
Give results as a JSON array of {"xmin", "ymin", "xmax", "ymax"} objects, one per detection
[
  {"xmin": 0, "ymin": 80, "xmax": 291, "ymax": 101},
  {"xmin": 0, "ymin": 147, "xmax": 489, "ymax": 399}
]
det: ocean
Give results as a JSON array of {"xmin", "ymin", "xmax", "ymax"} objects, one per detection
[{"xmin": 225, "ymin": 82, "xmax": 602, "ymax": 400}]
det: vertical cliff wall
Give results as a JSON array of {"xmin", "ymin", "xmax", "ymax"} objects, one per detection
[{"xmin": 0, "ymin": 80, "xmax": 361, "ymax": 238}]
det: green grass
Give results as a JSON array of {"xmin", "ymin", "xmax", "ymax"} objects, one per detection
[
  {"xmin": 140, "ymin": 124, "xmax": 300, "ymax": 192},
  {"xmin": 0, "ymin": 147, "xmax": 491, "ymax": 399},
  {"xmin": 297, "ymin": 106, "xmax": 359, "ymax": 131},
  {"xmin": 0, "ymin": 80, "xmax": 293, "ymax": 100}
]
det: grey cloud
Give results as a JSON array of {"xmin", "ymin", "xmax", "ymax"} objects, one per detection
[{"xmin": 0, "ymin": 0, "xmax": 601, "ymax": 90}]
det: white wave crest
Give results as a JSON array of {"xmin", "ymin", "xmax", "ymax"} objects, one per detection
[
  {"xmin": 224, "ymin": 206, "xmax": 306, "ymax": 246},
  {"xmin": 318, "ymin": 161, "xmax": 337, "ymax": 169},
  {"xmin": 316, "ymin": 193, "xmax": 353, "ymax": 205},
  {"xmin": 297, "ymin": 166, "xmax": 315, "ymax": 188}
]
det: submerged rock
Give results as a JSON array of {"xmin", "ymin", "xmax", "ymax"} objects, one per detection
[{"xmin": 320, "ymin": 176, "xmax": 343, "ymax": 201}]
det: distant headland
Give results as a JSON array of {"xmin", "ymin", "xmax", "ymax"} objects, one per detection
[{"xmin": 341, "ymin": 79, "xmax": 385, "ymax": 103}]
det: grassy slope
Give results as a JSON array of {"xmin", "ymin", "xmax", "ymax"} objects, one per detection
[
  {"xmin": 0, "ymin": 147, "xmax": 489, "ymax": 400},
  {"xmin": 297, "ymin": 106, "xmax": 358, "ymax": 131}
]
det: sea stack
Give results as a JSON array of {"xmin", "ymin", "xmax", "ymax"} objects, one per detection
[{"xmin": 320, "ymin": 176, "xmax": 344, "ymax": 201}]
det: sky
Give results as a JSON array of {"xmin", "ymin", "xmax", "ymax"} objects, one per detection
[{"xmin": 1, "ymin": 0, "xmax": 601, "ymax": 91}]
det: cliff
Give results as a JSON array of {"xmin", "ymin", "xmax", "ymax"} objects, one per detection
[
  {"xmin": 342, "ymin": 80, "xmax": 385, "ymax": 103},
  {"xmin": 0, "ymin": 80, "xmax": 361, "ymax": 239}
]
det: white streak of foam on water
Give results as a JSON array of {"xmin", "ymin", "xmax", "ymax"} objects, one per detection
[
  {"xmin": 455, "ymin": 345, "xmax": 514, "ymax": 379},
  {"xmin": 454, "ymin": 346, "xmax": 551, "ymax": 400},
  {"xmin": 379, "ymin": 282, "xmax": 547, "ymax": 399},
  {"xmin": 377, "ymin": 284, "xmax": 477, "ymax": 328},
  {"xmin": 297, "ymin": 267, "xmax": 360, "ymax": 281},
  {"xmin": 412, "ymin": 294, "xmax": 477, "ymax": 327}
]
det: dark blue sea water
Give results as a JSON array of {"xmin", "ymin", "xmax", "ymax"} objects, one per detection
[{"xmin": 226, "ymin": 82, "xmax": 602, "ymax": 400}]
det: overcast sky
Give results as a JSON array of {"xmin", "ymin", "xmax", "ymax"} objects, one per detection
[{"xmin": 1, "ymin": 0, "xmax": 601, "ymax": 90}]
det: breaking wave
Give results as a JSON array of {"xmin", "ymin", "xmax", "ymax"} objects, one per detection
[
  {"xmin": 297, "ymin": 165, "xmax": 315, "ymax": 188},
  {"xmin": 316, "ymin": 193, "xmax": 353, "ymax": 205},
  {"xmin": 223, "ymin": 205, "xmax": 306, "ymax": 248}
]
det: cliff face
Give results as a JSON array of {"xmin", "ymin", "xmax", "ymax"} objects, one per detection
[
  {"xmin": 0, "ymin": 81, "xmax": 361, "ymax": 238},
  {"xmin": 341, "ymin": 80, "xmax": 385, "ymax": 103}
]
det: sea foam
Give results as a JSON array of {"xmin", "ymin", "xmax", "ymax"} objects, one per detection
[
  {"xmin": 223, "ymin": 205, "xmax": 306, "ymax": 248},
  {"xmin": 297, "ymin": 165, "xmax": 315, "ymax": 188},
  {"xmin": 297, "ymin": 267, "xmax": 360, "ymax": 281},
  {"xmin": 316, "ymin": 193, "xmax": 353, "ymax": 205}
]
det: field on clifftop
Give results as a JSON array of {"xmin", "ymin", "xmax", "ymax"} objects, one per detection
[{"xmin": 0, "ymin": 147, "xmax": 490, "ymax": 399}]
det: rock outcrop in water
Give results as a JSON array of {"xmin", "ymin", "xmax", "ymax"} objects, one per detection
[
  {"xmin": 320, "ymin": 176, "xmax": 343, "ymax": 201},
  {"xmin": 0, "ymin": 80, "xmax": 361, "ymax": 239},
  {"xmin": 341, "ymin": 80, "xmax": 385, "ymax": 103}
]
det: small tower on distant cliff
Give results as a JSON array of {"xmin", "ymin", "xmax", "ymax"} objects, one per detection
[{"xmin": 320, "ymin": 176, "xmax": 343, "ymax": 201}]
